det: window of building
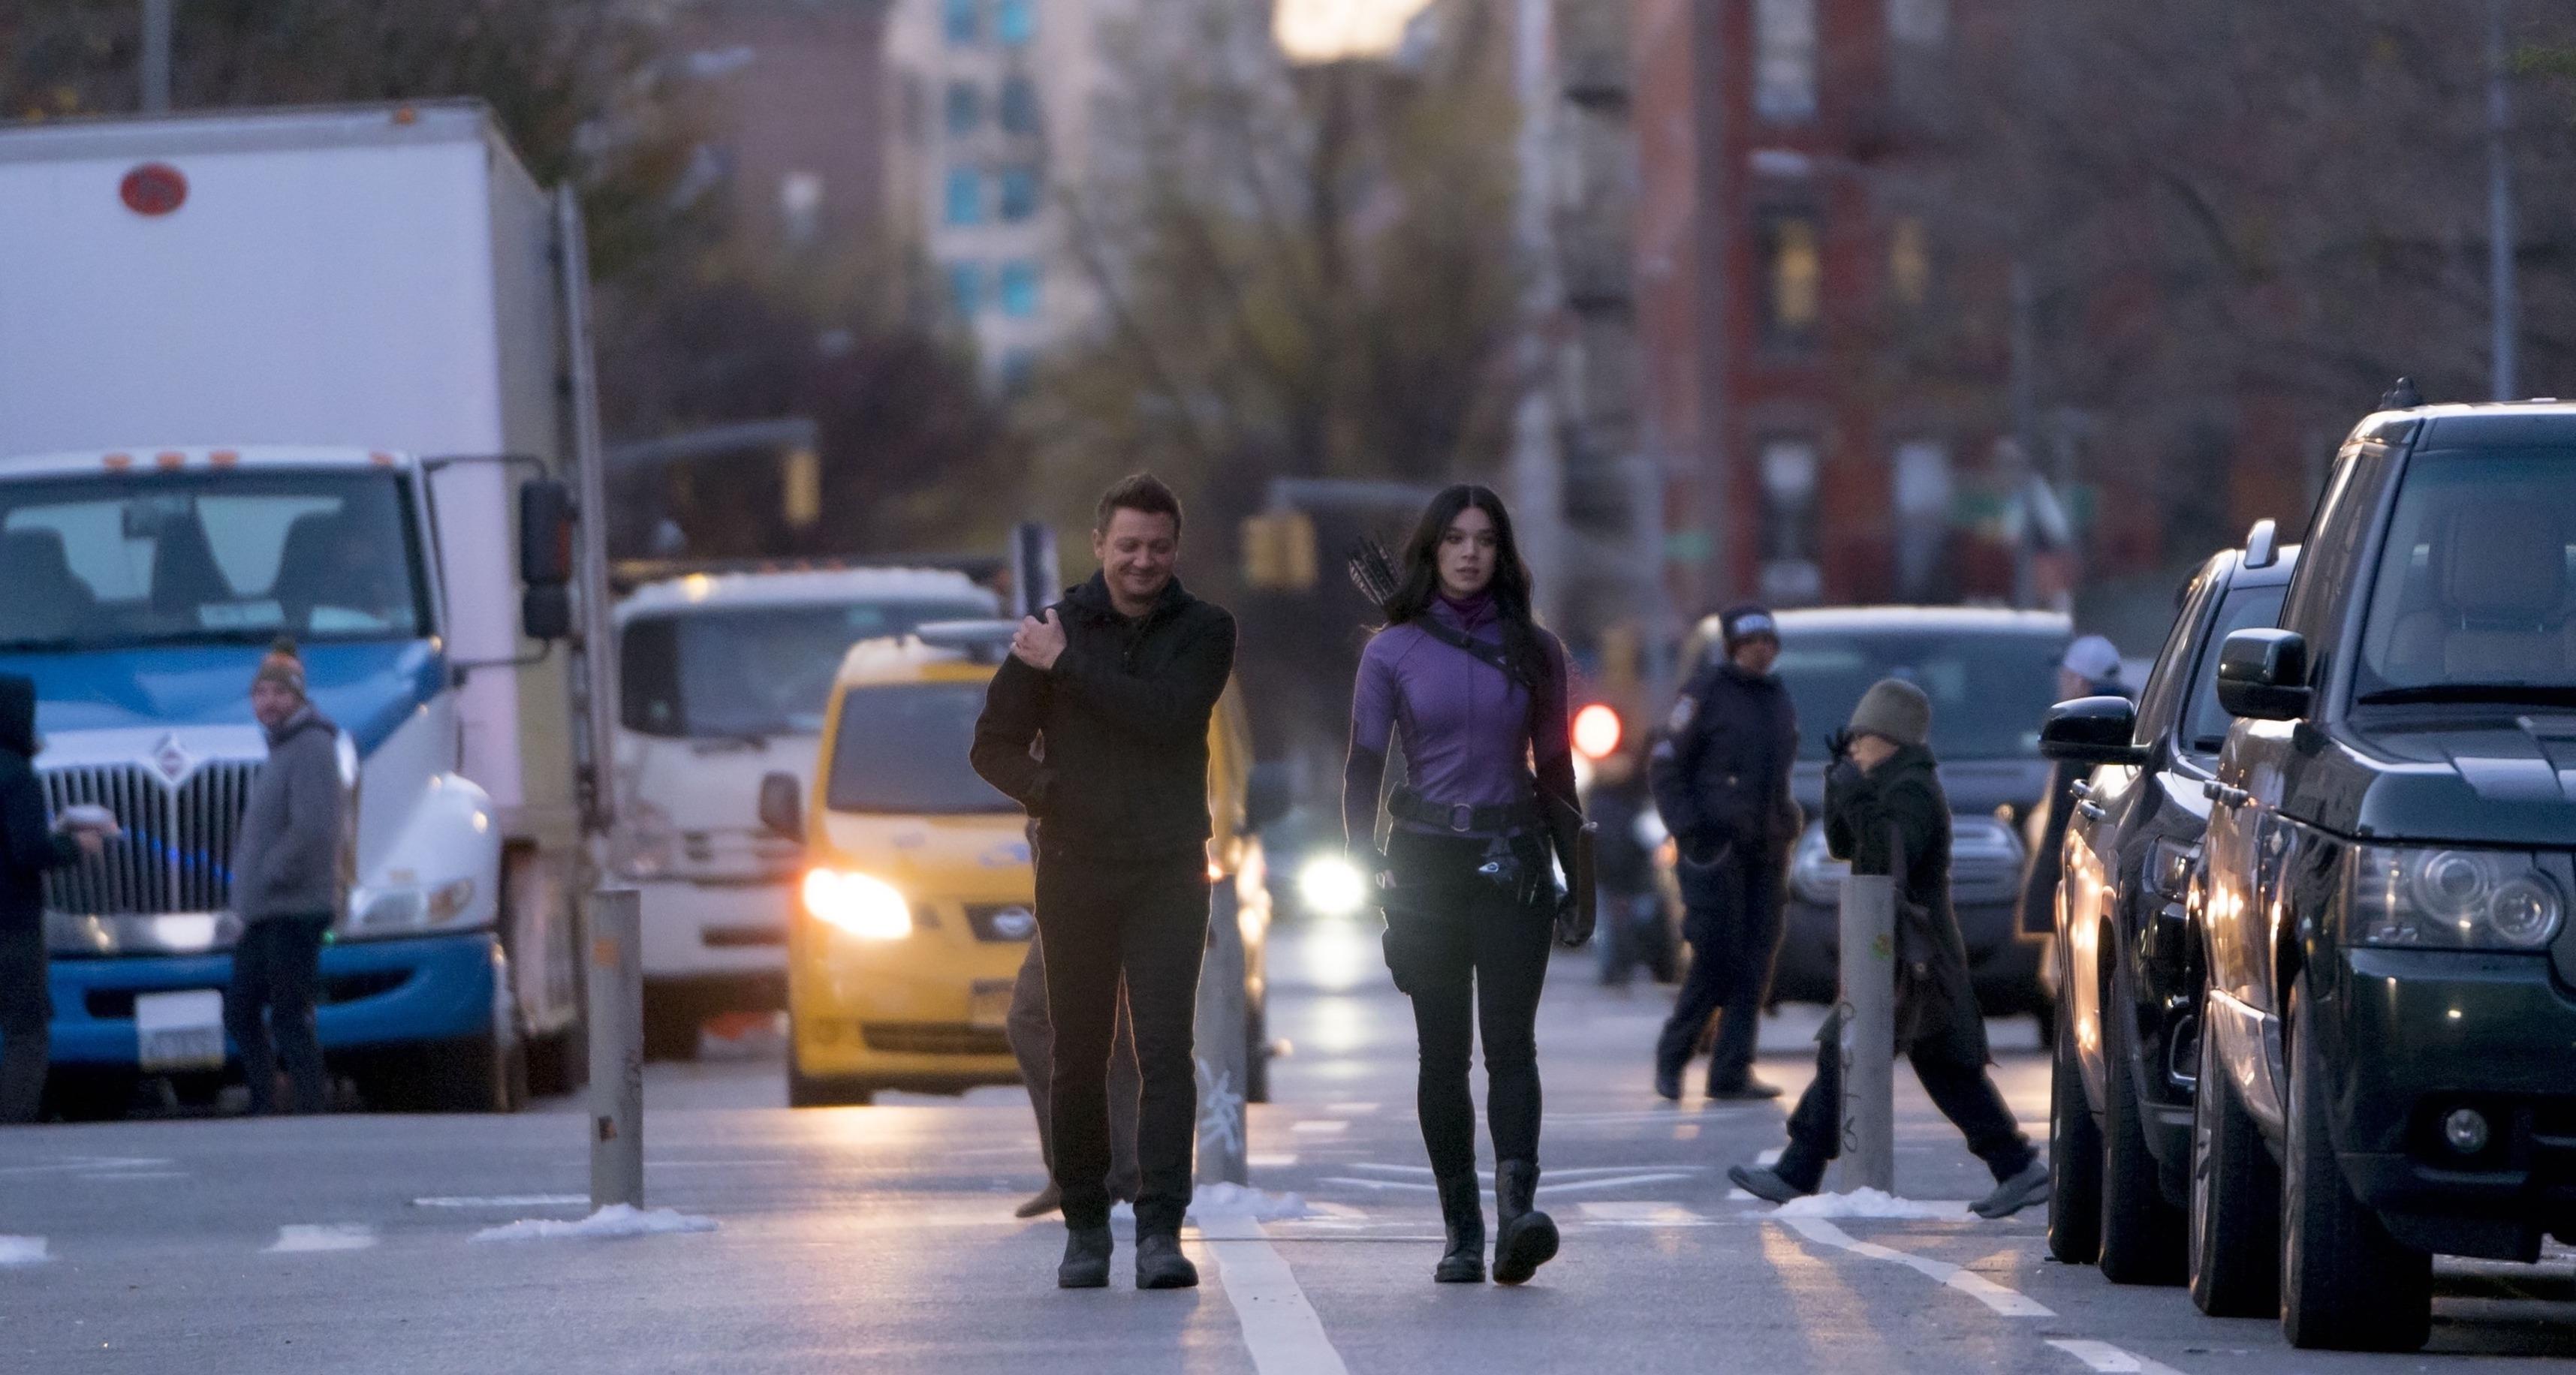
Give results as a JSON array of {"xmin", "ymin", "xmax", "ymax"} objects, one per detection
[
  {"xmin": 995, "ymin": 0, "xmax": 1035, "ymax": 46},
  {"xmin": 1888, "ymin": 0, "xmax": 1948, "ymax": 46},
  {"xmin": 1889, "ymin": 215, "xmax": 1931, "ymax": 310},
  {"xmin": 944, "ymin": 167, "xmax": 982, "ymax": 226},
  {"xmin": 1753, "ymin": 0, "xmax": 1818, "ymax": 122},
  {"xmin": 1758, "ymin": 438, "xmax": 1823, "ymax": 604},
  {"xmin": 999, "ymin": 76, "xmax": 1041, "ymax": 136},
  {"xmin": 944, "ymin": 0, "xmax": 981, "ymax": 44},
  {"xmin": 1759, "ymin": 210, "xmax": 1822, "ymax": 343},
  {"xmin": 947, "ymin": 261, "xmax": 983, "ymax": 317},
  {"xmin": 996, "ymin": 166, "xmax": 1041, "ymax": 221},
  {"xmin": 998, "ymin": 260, "xmax": 1041, "ymax": 318},
  {"xmin": 945, "ymin": 82, "xmax": 982, "ymax": 137},
  {"xmin": 1891, "ymin": 440, "xmax": 1953, "ymax": 600}
]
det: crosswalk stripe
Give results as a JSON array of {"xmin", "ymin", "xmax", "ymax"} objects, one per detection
[
  {"xmin": 267, "ymin": 1224, "xmax": 377, "ymax": 1253},
  {"xmin": 1197, "ymin": 1216, "xmax": 1351, "ymax": 1375},
  {"xmin": 1776, "ymin": 1217, "xmax": 2054, "ymax": 1318},
  {"xmin": 0, "ymin": 1236, "xmax": 47, "ymax": 1265},
  {"xmin": 2047, "ymin": 1339, "xmax": 2192, "ymax": 1374}
]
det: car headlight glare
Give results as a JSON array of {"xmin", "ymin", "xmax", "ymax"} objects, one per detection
[
  {"xmin": 1297, "ymin": 854, "xmax": 1369, "ymax": 919},
  {"xmin": 2355, "ymin": 846, "xmax": 2562, "ymax": 951},
  {"xmin": 801, "ymin": 868, "xmax": 912, "ymax": 940}
]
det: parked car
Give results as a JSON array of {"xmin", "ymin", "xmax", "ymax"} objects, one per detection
[
  {"xmin": 2038, "ymin": 525, "xmax": 2299, "ymax": 1285},
  {"xmin": 2193, "ymin": 399, "xmax": 2576, "ymax": 1351},
  {"xmin": 1731, "ymin": 607, "xmax": 2069, "ymax": 1018}
]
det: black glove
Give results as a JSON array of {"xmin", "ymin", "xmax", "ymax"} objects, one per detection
[
  {"xmin": 1553, "ymin": 889, "xmax": 1593, "ymax": 948},
  {"xmin": 1825, "ymin": 727, "xmax": 1854, "ymax": 761}
]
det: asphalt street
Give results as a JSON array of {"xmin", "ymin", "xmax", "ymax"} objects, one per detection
[{"xmin": 2, "ymin": 919, "xmax": 2571, "ymax": 1374}]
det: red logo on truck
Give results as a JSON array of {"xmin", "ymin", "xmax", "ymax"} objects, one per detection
[{"xmin": 120, "ymin": 163, "xmax": 188, "ymax": 216}]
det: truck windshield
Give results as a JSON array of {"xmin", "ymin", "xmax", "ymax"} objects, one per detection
[
  {"xmin": 2355, "ymin": 450, "xmax": 2576, "ymax": 705},
  {"xmin": 824, "ymin": 681, "xmax": 1016, "ymax": 815},
  {"xmin": 1776, "ymin": 630, "xmax": 2066, "ymax": 760},
  {"xmin": 621, "ymin": 601, "xmax": 990, "ymax": 740},
  {"xmin": 0, "ymin": 470, "xmax": 428, "ymax": 651}
]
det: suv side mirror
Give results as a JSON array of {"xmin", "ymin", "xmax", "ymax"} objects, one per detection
[
  {"xmin": 2216, "ymin": 628, "xmax": 2311, "ymax": 721},
  {"xmin": 2040, "ymin": 695, "xmax": 2147, "ymax": 766},
  {"xmin": 1243, "ymin": 761, "xmax": 1291, "ymax": 835},
  {"xmin": 518, "ymin": 477, "xmax": 575, "ymax": 587},
  {"xmin": 758, "ymin": 772, "xmax": 804, "ymax": 839}
]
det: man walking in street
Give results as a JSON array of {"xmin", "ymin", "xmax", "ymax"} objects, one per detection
[
  {"xmin": 224, "ymin": 639, "xmax": 346, "ymax": 1117},
  {"xmin": 1728, "ymin": 679, "xmax": 2050, "ymax": 1219},
  {"xmin": 0, "ymin": 675, "xmax": 106, "ymax": 1124},
  {"xmin": 972, "ymin": 474, "xmax": 1236, "ymax": 1291},
  {"xmin": 1647, "ymin": 605, "xmax": 1800, "ymax": 1100}
]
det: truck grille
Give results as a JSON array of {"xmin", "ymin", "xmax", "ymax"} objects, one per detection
[{"xmin": 40, "ymin": 762, "xmax": 261, "ymax": 916}]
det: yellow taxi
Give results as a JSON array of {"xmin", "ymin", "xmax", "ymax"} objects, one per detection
[{"xmin": 775, "ymin": 620, "xmax": 1273, "ymax": 1106}]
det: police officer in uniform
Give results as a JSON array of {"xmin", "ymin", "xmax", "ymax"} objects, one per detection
[{"xmin": 1647, "ymin": 606, "xmax": 1800, "ymax": 1101}]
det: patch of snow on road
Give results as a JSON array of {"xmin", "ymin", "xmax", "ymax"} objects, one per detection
[
  {"xmin": 268, "ymin": 1224, "xmax": 376, "ymax": 1253},
  {"xmin": 1189, "ymin": 1184, "xmax": 1310, "ymax": 1223},
  {"xmin": 471, "ymin": 1205, "xmax": 718, "ymax": 1243},
  {"xmin": 0, "ymin": 1236, "xmax": 47, "ymax": 1266},
  {"xmin": 1769, "ymin": 1189, "xmax": 1969, "ymax": 1220}
]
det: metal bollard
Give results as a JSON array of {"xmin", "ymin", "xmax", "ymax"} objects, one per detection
[
  {"xmin": 587, "ymin": 887, "xmax": 644, "ymax": 1211},
  {"xmin": 1192, "ymin": 882, "xmax": 1249, "ymax": 1187},
  {"xmin": 1834, "ymin": 869, "xmax": 1897, "ymax": 1195}
]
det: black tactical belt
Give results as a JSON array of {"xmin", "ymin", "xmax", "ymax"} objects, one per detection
[{"xmin": 1388, "ymin": 785, "xmax": 1541, "ymax": 834}]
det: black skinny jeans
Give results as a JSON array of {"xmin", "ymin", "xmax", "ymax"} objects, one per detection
[
  {"xmin": 0, "ymin": 925, "xmax": 49, "ymax": 1124},
  {"xmin": 1775, "ymin": 1027, "xmax": 2035, "ymax": 1192},
  {"xmin": 1032, "ymin": 850, "xmax": 1208, "ymax": 1236},
  {"xmin": 1654, "ymin": 845, "xmax": 1786, "ymax": 1090},
  {"xmin": 224, "ymin": 913, "xmax": 330, "ymax": 1115},
  {"xmin": 1383, "ymin": 829, "xmax": 1556, "ymax": 1181}
]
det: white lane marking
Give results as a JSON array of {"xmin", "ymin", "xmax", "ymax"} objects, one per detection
[
  {"xmin": 409, "ymin": 1194, "xmax": 589, "ymax": 1209},
  {"xmin": 1289, "ymin": 1121, "xmax": 1349, "ymax": 1136},
  {"xmin": 1578, "ymin": 1202, "xmax": 1707, "ymax": 1226},
  {"xmin": 1317, "ymin": 1176, "xmax": 1436, "ymax": 1193},
  {"xmin": 1195, "ymin": 1214, "xmax": 1351, "ymax": 1375},
  {"xmin": 0, "ymin": 1236, "xmax": 47, "ymax": 1266},
  {"xmin": 2047, "ymin": 1339, "xmax": 2191, "ymax": 1374},
  {"xmin": 1247, "ymin": 1154, "xmax": 1300, "ymax": 1169},
  {"xmin": 1776, "ymin": 1217, "xmax": 2054, "ymax": 1318},
  {"xmin": 646, "ymin": 1160, "xmax": 800, "ymax": 1169},
  {"xmin": 0, "ymin": 1157, "xmax": 170, "ymax": 1177},
  {"xmin": 1343, "ymin": 1163, "xmax": 1702, "ymax": 1181},
  {"xmin": 267, "ymin": 1224, "xmax": 377, "ymax": 1253},
  {"xmin": 1322, "ymin": 1102, "xmax": 1380, "ymax": 1116},
  {"xmin": 77, "ymin": 1172, "xmax": 188, "ymax": 1181},
  {"xmin": 1519, "ymin": 1172, "xmax": 1698, "ymax": 1196}
]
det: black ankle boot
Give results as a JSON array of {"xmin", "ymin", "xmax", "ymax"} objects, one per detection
[
  {"xmin": 1058, "ymin": 1223, "xmax": 1112, "ymax": 1289},
  {"xmin": 1491, "ymin": 1160, "xmax": 1559, "ymax": 1286},
  {"xmin": 1433, "ymin": 1174, "xmax": 1486, "ymax": 1283}
]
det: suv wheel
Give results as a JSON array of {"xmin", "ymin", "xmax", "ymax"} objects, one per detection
[
  {"xmin": 2098, "ymin": 960, "xmax": 2185, "ymax": 1284},
  {"xmin": 2047, "ymin": 994, "xmax": 2103, "ymax": 1265},
  {"xmin": 2281, "ymin": 979, "xmax": 2430, "ymax": 1351},
  {"xmin": 2188, "ymin": 985, "xmax": 2279, "ymax": 1317}
]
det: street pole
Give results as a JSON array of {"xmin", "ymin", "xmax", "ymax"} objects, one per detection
[
  {"xmin": 1834, "ymin": 865, "xmax": 1897, "ymax": 1195},
  {"xmin": 2487, "ymin": 0, "xmax": 2519, "ymax": 401},
  {"xmin": 588, "ymin": 887, "xmax": 645, "ymax": 1211},
  {"xmin": 139, "ymin": 0, "xmax": 173, "ymax": 113},
  {"xmin": 1510, "ymin": 0, "xmax": 1566, "ymax": 627},
  {"xmin": 1194, "ymin": 889, "xmax": 1249, "ymax": 1187}
]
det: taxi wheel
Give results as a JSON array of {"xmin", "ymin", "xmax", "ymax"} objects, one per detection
[
  {"xmin": 2280, "ymin": 979, "xmax": 2430, "ymax": 1352},
  {"xmin": 784, "ymin": 1037, "xmax": 872, "ymax": 1108}
]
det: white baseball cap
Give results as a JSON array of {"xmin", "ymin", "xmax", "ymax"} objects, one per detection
[{"xmin": 2062, "ymin": 635, "xmax": 2122, "ymax": 684}]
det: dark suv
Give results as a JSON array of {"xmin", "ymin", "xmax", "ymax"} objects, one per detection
[
  {"xmin": 2037, "ymin": 525, "xmax": 2298, "ymax": 1286},
  {"xmin": 2192, "ymin": 402, "xmax": 2576, "ymax": 1351}
]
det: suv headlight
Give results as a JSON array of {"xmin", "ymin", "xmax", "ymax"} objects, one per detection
[
  {"xmin": 801, "ymin": 868, "xmax": 912, "ymax": 940},
  {"xmin": 2350, "ymin": 845, "xmax": 2565, "ymax": 951},
  {"xmin": 347, "ymin": 878, "xmax": 479, "ymax": 937},
  {"xmin": 1789, "ymin": 823, "xmax": 1846, "ymax": 906}
]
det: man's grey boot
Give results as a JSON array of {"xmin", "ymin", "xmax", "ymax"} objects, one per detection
[
  {"xmin": 1135, "ymin": 1232, "xmax": 1200, "ymax": 1289},
  {"xmin": 1491, "ymin": 1160, "xmax": 1559, "ymax": 1286},
  {"xmin": 1058, "ymin": 1223, "xmax": 1112, "ymax": 1289}
]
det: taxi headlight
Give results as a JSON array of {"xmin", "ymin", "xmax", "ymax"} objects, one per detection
[
  {"xmin": 801, "ymin": 868, "xmax": 912, "ymax": 940},
  {"xmin": 1297, "ymin": 853, "xmax": 1369, "ymax": 919},
  {"xmin": 2352, "ymin": 845, "xmax": 2562, "ymax": 951}
]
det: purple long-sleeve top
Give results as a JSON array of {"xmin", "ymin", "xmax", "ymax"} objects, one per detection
[{"xmin": 1342, "ymin": 594, "xmax": 1577, "ymax": 846}]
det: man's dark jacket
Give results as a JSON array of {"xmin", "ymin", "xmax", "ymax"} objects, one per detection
[
  {"xmin": 0, "ymin": 676, "xmax": 77, "ymax": 936},
  {"xmin": 972, "ymin": 573, "xmax": 1237, "ymax": 862},
  {"xmin": 1648, "ymin": 660, "xmax": 1800, "ymax": 864},
  {"xmin": 1824, "ymin": 743, "xmax": 1987, "ymax": 1067}
]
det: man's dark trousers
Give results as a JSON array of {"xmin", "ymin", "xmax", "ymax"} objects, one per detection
[
  {"xmin": 1653, "ymin": 846, "xmax": 1785, "ymax": 1091},
  {"xmin": 1775, "ymin": 1026, "xmax": 2035, "ymax": 1190},
  {"xmin": 224, "ymin": 913, "xmax": 330, "ymax": 1115},
  {"xmin": 1034, "ymin": 850, "xmax": 1208, "ymax": 1236},
  {"xmin": 1007, "ymin": 935, "xmax": 1141, "ymax": 1202},
  {"xmin": 0, "ymin": 925, "xmax": 50, "ymax": 1123}
]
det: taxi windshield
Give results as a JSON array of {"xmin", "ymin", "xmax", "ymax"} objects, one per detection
[{"xmin": 826, "ymin": 681, "xmax": 1017, "ymax": 814}]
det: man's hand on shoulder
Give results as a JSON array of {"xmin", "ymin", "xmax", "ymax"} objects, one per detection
[{"xmin": 1012, "ymin": 609, "xmax": 1067, "ymax": 672}]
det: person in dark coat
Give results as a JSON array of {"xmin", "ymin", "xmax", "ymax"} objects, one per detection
[
  {"xmin": 1729, "ymin": 679, "xmax": 2050, "ymax": 1220},
  {"xmin": 224, "ymin": 640, "xmax": 345, "ymax": 1116},
  {"xmin": 2014, "ymin": 635, "xmax": 2129, "ymax": 936},
  {"xmin": 1647, "ymin": 605, "xmax": 1800, "ymax": 1100},
  {"xmin": 0, "ymin": 675, "xmax": 104, "ymax": 1124},
  {"xmin": 970, "ymin": 474, "xmax": 1236, "ymax": 1292}
]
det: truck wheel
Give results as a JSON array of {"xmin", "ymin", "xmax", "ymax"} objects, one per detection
[
  {"xmin": 2047, "ymin": 994, "xmax": 2104, "ymax": 1265},
  {"xmin": 643, "ymin": 993, "xmax": 704, "ymax": 1063},
  {"xmin": 417, "ymin": 1028, "xmax": 531, "ymax": 1114},
  {"xmin": 526, "ymin": 1019, "xmax": 589, "ymax": 1098},
  {"xmin": 2189, "ymin": 988, "xmax": 2279, "ymax": 1317},
  {"xmin": 2281, "ymin": 980, "xmax": 2430, "ymax": 1351},
  {"xmin": 47, "ymin": 1072, "xmax": 137, "ymax": 1123},
  {"xmin": 2098, "ymin": 964, "xmax": 2186, "ymax": 1284}
]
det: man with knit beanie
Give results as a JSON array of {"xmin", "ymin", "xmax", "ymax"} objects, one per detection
[
  {"xmin": 1728, "ymin": 678, "xmax": 2050, "ymax": 1219},
  {"xmin": 224, "ymin": 639, "xmax": 345, "ymax": 1115},
  {"xmin": 1647, "ymin": 604, "xmax": 1800, "ymax": 1100}
]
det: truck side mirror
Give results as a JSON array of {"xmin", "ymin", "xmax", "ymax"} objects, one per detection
[
  {"xmin": 2039, "ymin": 696, "xmax": 2147, "ymax": 766},
  {"xmin": 2216, "ymin": 628, "xmax": 2311, "ymax": 721},
  {"xmin": 518, "ymin": 477, "xmax": 575, "ymax": 587},
  {"xmin": 1243, "ymin": 761, "xmax": 1291, "ymax": 834},
  {"xmin": 521, "ymin": 585, "xmax": 572, "ymax": 642},
  {"xmin": 758, "ymin": 772, "xmax": 804, "ymax": 840}
]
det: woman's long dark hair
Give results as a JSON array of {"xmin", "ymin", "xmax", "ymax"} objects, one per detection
[{"xmin": 1384, "ymin": 484, "xmax": 1550, "ymax": 688}]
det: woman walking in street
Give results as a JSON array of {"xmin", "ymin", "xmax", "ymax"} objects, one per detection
[{"xmin": 1343, "ymin": 486, "xmax": 1592, "ymax": 1286}]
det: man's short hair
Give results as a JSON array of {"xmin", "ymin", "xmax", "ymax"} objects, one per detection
[{"xmin": 1096, "ymin": 472, "xmax": 1183, "ymax": 536}]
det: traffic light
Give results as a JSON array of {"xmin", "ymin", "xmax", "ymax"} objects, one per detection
[{"xmin": 1240, "ymin": 508, "xmax": 1318, "ymax": 591}]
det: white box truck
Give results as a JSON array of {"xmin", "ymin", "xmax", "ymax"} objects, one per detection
[{"xmin": 0, "ymin": 102, "xmax": 617, "ymax": 1113}]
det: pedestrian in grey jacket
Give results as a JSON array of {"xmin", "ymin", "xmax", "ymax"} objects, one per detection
[{"xmin": 224, "ymin": 639, "xmax": 345, "ymax": 1115}]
